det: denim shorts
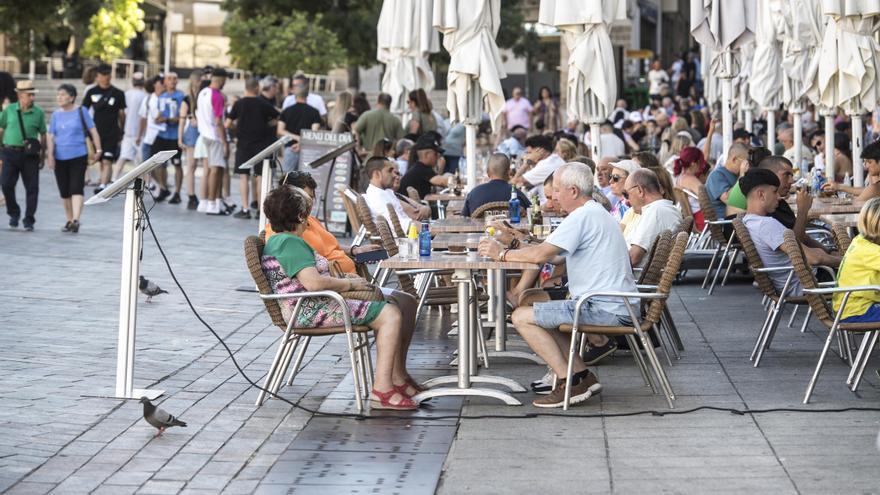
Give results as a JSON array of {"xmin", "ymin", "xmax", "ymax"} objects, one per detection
[
  {"xmin": 533, "ymin": 299, "xmax": 632, "ymax": 329},
  {"xmin": 843, "ymin": 303, "xmax": 880, "ymax": 323},
  {"xmin": 182, "ymin": 124, "xmax": 199, "ymax": 147}
]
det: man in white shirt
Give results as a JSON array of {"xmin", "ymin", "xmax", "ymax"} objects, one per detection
[
  {"xmin": 583, "ymin": 122, "xmax": 626, "ymax": 159},
  {"xmin": 137, "ymin": 75, "xmax": 165, "ymax": 162},
  {"xmin": 281, "ymin": 74, "xmax": 327, "ymax": 117},
  {"xmin": 114, "ymin": 72, "xmax": 147, "ymax": 179},
  {"xmin": 362, "ymin": 156, "xmax": 429, "ymax": 233},
  {"xmin": 512, "ymin": 135, "xmax": 562, "ymax": 200},
  {"xmin": 623, "ymin": 169, "xmax": 682, "ymax": 267}
]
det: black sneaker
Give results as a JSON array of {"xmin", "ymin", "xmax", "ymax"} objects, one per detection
[
  {"xmin": 532, "ymin": 371, "xmax": 602, "ymax": 408},
  {"xmin": 23, "ymin": 223, "xmax": 34, "ymax": 232},
  {"xmin": 156, "ymin": 189, "xmax": 171, "ymax": 202},
  {"xmin": 70, "ymin": 220, "xmax": 79, "ymax": 233},
  {"xmin": 187, "ymin": 195, "xmax": 199, "ymax": 210},
  {"xmin": 233, "ymin": 209, "xmax": 252, "ymax": 219},
  {"xmin": 250, "ymin": 201, "xmax": 258, "ymax": 210},
  {"xmin": 223, "ymin": 201, "xmax": 236, "ymax": 215},
  {"xmin": 582, "ymin": 339, "xmax": 618, "ymax": 366},
  {"xmin": 62, "ymin": 221, "xmax": 73, "ymax": 232},
  {"xmin": 168, "ymin": 192, "xmax": 182, "ymax": 204},
  {"xmin": 93, "ymin": 185, "xmax": 105, "ymax": 195},
  {"xmin": 9, "ymin": 217, "xmax": 19, "ymax": 228}
]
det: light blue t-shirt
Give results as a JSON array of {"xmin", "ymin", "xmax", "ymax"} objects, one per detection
[
  {"xmin": 157, "ymin": 90, "xmax": 184, "ymax": 140},
  {"xmin": 743, "ymin": 213, "xmax": 802, "ymax": 296},
  {"xmin": 497, "ymin": 136, "xmax": 526, "ymax": 157},
  {"xmin": 705, "ymin": 166, "xmax": 738, "ymax": 220},
  {"xmin": 545, "ymin": 200, "xmax": 638, "ymax": 315},
  {"xmin": 49, "ymin": 107, "xmax": 94, "ymax": 160}
]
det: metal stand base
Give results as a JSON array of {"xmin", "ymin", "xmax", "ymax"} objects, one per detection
[
  {"xmin": 421, "ymin": 375, "xmax": 527, "ymax": 392},
  {"xmin": 485, "ymin": 350, "xmax": 545, "ymax": 364},
  {"xmin": 412, "ymin": 387, "xmax": 522, "ymax": 405}
]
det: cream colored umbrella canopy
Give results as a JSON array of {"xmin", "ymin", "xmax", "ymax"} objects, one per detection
[
  {"xmin": 433, "ymin": 0, "xmax": 507, "ymax": 190},
  {"xmin": 538, "ymin": 0, "xmax": 626, "ymax": 158},
  {"xmin": 749, "ymin": 0, "xmax": 785, "ymax": 150},
  {"xmin": 377, "ymin": 0, "xmax": 440, "ymax": 114}
]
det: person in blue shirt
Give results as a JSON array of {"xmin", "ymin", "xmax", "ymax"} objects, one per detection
[
  {"xmin": 152, "ymin": 72, "xmax": 186, "ymax": 203},
  {"xmin": 461, "ymin": 153, "xmax": 530, "ymax": 217},
  {"xmin": 497, "ymin": 125, "xmax": 527, "ymax": 158},
  {"xmin": 47, "ymin": 84, "xmax": 102, "ymax": 233},
  {"xmin": 704, "ymin": 142, "xmax": 749, "ymax": 219}
]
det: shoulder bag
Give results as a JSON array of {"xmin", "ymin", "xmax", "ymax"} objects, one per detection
[
  {"xmin": 78, "ymin": 107, "xmax": 97, "ymax": 161},
  {"xmin": 16, "ymin": 108, "xmax": 41, "ymax": 158}
]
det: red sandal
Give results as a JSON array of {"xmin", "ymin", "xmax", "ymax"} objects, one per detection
[
  {"xmin": 393, "ymin": 383, "xmax": 420, "ymax": 398},
  {"xmin": 370, "ymin": 388, "xmax": 418, "ymax": 411}
]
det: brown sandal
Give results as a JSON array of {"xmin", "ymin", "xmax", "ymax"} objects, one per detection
[{"xmin": 370, "ymin": 388, "xmax": 418, "ymax": 411}]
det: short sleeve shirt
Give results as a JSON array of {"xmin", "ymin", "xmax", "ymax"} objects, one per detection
[
  {"xmin": 545, "ymin": 200, "xmax": 638, "ymax": 315},
  {"xmin": 157, "ymin": 90, "xmax": 185, "ymax": 140},
  {"xmin": 504, "ymin": 98, "xmax": 532, "ymax": 130},
  {"xmin": 0, "ymin": 103, "xmax": 46, "ymax": 146},
  {"xmin": 365, "ymin": 184, "xmax": 413, "ymax": 233},
  {"xmin": 82, "ymin": 85, "xmax": 126, "ymax": 140},
  {"xmin": 398, "ymin": 162, "xmax": 437, "ymax": 200},
  {"xmin": 705, "ymin": 167, "xmax": 738, "ymax": 219},
  {"xmin": 196, "ymin": 87, "xmax": 225, "ymax": 140},
  {"xmin": 262, "ymin": 232, "xmax": 316, "ymax": 278},
  {"xmin": 123, "ymin": 88, "xmax": 147, "ymax": 137},
  {"xmin": 461, "ymin": 179, "xmax": 530, "ymax": 217},
  {"xmin": 279, "ymin": 103, "xmax": 321, "ymax": 141},
  {"xmin": 743, "ymin": 213, "xmax": 801, "ymax": 295},
  {"xmin": 49, "ymin": 107, "xmax": 94, "ymax": 160},
  {"xmin": 625, "ymin": 199, "xmax": 682, "ymax": 266},
  {"xmin": 834, "ymin": 235, "xmax": 880, "ymax": 319},
  {"xmin": 355, "ymin": 108, "xmax": 404, "ymax": 150},
  {"xmin": 228, "ymin": 96, "xmax": 280, "ymax": 148}
]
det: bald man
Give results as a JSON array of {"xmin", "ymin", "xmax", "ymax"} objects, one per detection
[
  {"xmin": 705, "ymin": 142, "xmax": 750, "ymax": 219},
  {"xmin": 460, "ymin": 153, "xmax": 531, "ymax": 217}
]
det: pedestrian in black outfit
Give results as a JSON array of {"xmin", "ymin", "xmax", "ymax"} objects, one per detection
[{"xmin": 81, "ymin": 63, "xmax": 126, "ymax": 194}]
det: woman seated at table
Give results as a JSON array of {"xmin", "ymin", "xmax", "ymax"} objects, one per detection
[
  {"xmin": 832, "ymin": 198, "xmax": 880, "ymax": 322},
  {"xmin": 670, "ymin": 146, "xmax": 708, "ymax": 231},
  {"xmin": 823, "ymin": 140, "xmax": 880, "ymax": 201},
  {"xmin": 261, "ymin": 186, "xmax": 420, "ymax": 410}
]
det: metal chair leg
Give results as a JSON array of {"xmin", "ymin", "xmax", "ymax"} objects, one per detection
[
  {"xmin": 625, "ymin": 334, "xmax": 656, "ymax": 392},
  {"xmin": 787, "ymin": 305, "xmax": 800, "ymax": 328},
  {"xmin": 720, "ymin": 247, "xmax": 739, "ymax": 286},
  {"xmin": 799, "ymin": 306, "xmax": 813, "ymax": 333},
  {"xmin": 563, "ymin": 329, "xmax": 579, "ymax": 410},
  {"xmin": 344, "ymin": 329, "xmax": 365, "ymax": 413},
  {"xmin": 654, "ymin": 324, "xmax": 674, "ymax": 367},
  {"xmin": 708, "ymin": 237, "xmax": 735, "ymax": 295},
  {"xmin": 751, "ymin": 304, "xmax": 777, "ymax": 363},
  {"xmin": 636, "ymin": 329, "xmax": 675, "ymax": 408},
  {"xmin": 285, "ymin": 335, "xmax": 311, "ymax": 385},
  {"xmin": 850, "ymin": 331, "xmax": 878, "ymax": 392},
  {"xmin": 270, "ymin": 335, "xmax": 301, "ymax": 396},
  {"xmin": 662, "ymin": 306, "xmax": 684, "ymax": 352},
  {"xmin": 803, "ymin": 325, "xmax": 840, "ymax": 404},
  {"xmin": 702, "ymin": 245, "xmax": 722, "ymax": 289},
  {"xmin": 256, "ymin": 331, "xmax": 294, "ymax": 406}
]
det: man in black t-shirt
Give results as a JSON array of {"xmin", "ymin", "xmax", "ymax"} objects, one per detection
[
  {"xmin": 399, "ymin": 133, "xmax": 451, "ymax": 205},
  {"xmin": 226, "ymin": 78, "xmax": 280, "ymax": 218},
  {"xmin": 276, "ymin": 83, "xmax": 321, "ymax": 173},
  {"xmin": 82, "ymin": 63, "xmax": 126, "ymax": 193}
]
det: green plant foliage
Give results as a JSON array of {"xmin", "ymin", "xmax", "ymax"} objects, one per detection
[
  {"xmin": 224, "ymin": 10, "xmax": 347, "ymax": 75},
  {"xmin": 80, "ymin": 0, "xmax": 146, "ymax": 62}
]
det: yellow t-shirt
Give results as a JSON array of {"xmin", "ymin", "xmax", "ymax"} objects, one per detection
[
  {"xmin": 833, "ymin": 235, "xmax": 880, "ymax": 319},
  {"xmin": 621, "ymin": 209, "xmax": 641, "ymax": 237}
]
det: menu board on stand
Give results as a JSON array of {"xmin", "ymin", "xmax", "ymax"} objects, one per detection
[{"xmin": 299, "ymin": 130, "xmax": 354, "ymax": 234}]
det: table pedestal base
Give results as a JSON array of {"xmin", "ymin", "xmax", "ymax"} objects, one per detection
[
  {"xmin": 421, "ymin": 374, "xmax": 527, "ymax": 392},
  {"xmin": 412, "ymin": 387, "xmax": 522, "ymax": 405}
]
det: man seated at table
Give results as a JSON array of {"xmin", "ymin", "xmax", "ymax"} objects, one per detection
[
  {"xmin": 364, "ymin": 156, "xmax": 429, "ymax": 232},
  {"xmin": 479, "ymin": 162, "xmax": 637, "ymax": 408},
  {"xmin": 399, "ymin": 133, "xmax": 451, "ymax": 201},
  {"xmin": 623, "ymin": 169, "xmax": 682, "ymax": 268},
  {"xmin": 705, "ymin": 142, "xmax": 750, "ymax": 219},
  {"xmin": 741, "ymin": 168, "xmax": 841, "ymax": 296},
  {"xmin": 461, "ymin": 153, "xmax": 530, "ymax": 217},
  {"xmin": 823, "ymin": 140, "xmax": 880, "ymax": 201},
  {"xmin": 511, "ymin": 135, "xmax": 561, "ymax": 191},
  {"xmin": 497, "ymin": 125, "xmax": 527, "ymax": 157}
]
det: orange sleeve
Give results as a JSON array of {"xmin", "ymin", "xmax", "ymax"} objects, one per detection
[{"xmin": 302, "ymin": 217, "xmax": 356, "ymax": 274}]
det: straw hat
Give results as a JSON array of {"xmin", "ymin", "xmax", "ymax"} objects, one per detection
[{"xmin": 15, "ymin": 80, "xmax": 37, "ymax": 93}]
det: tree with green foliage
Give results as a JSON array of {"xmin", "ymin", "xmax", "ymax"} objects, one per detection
[
  {"xmin": 0, "ymin": 0, "xmax": 101, "ymax": 62},
  {"xmin": 224, "ymin": 10, "xmax": 347, "ymax": 76},
  {"xmin": 80, "ymin": 0, "xmax": 146, "ymax": 62}
]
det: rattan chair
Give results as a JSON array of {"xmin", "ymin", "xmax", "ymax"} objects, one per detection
[
  {"xmin": 470, "ymin": 200, "xmax": 525, "ymax": 219},
  {"xmin": 355, "ymin": 195, "xmax": 381, "ymax": 241},
  {"xmin": 386, "ymin": 203, "xmax": 407, "ymax": 238},
  {"xmin": 732, "ymin": 216, "xmax": 813, "ymax": 367},
  {"xmin": 406, "ymin": 186, "xmax": 421, "ymax": 202},
  {"xmin": 782, "ymin": 229, "xmax": 880, "ymax": 403},
  {"xmin": 697, "ymin": 185, "xmax": 740, "ymax": 294},
  {"xmin": 557, "ymin": 232, "xmax": 689, "ymax": 409},
  {"xmin": 244, "ymin": 235, "xmax": 373, "ymax": 411},
  {"xmin": 339, "ymin": 186, "xmax": 365, "ymax": 243},
  {"xmin": 636, "ymin": 230, "xmax": 684, "ymax": 358},
  {"xmin": 830, "ymin": 222, "xmax": 853, "ymax": 253},
  {"xmin": 673, "ymin": 187, "xmax": 694, "ymax": 224}
]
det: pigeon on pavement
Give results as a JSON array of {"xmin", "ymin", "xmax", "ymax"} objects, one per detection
[
  {"xmin": 139, "ymin": 397, "xmax": 187, "ymax": 437},
  {"xmin": 139, "ymin": 275, "xmax": 168, "ymax": 302}
]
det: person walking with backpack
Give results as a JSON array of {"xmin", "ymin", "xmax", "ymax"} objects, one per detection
[
  {"xmin": 0, "ymin": 80, "xmax": 46, "ymax": 231},
  {"xmin": 46, "ymin": 84, "xmax": 102, "ymax": 233}
]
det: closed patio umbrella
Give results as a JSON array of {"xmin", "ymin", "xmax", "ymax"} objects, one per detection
[
  {"xmin": 690, "ymin": 0, "xmax": 757, "ymax": 154},
  {"xmin": 377, "ymin": 0, "xmax": 440, "ymax": 114},
  {"xmin": 538, "ymin": 0, "xmax": 626, "ymax": 159},
  {"xmin": 808, "ymin": 0, "xmax": 880, "ymax": 185},
  {"xmin": 749, "ymin": 0, "xmax": 785, "ymax": 150},
  {"xmin": 736, "ymin": 40, "xmax": 756, "ymax": 132},
  {"xmin": 434, "ymin": 0, "xmax": 506, "ymax": 190}
]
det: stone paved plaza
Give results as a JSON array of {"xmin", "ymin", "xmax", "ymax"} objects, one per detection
[{"xmin": 1, "ymin": 171, "xmax": 879, "ymax": 494}]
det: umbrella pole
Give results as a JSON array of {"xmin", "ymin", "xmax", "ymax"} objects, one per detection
[
  {"xmin": 590, "ymin": 123, "xmax": 601, "ymax": 161},
  {"xmin": 767, "ymin": 110, "xmax": 776, "ymax": 152},
  {"xmin": 465, "ymin": 124, "xmax": 477, "ymax": 191},
  {"xmin": 744, "ymin": 107, "xmax": 753, "ymax": 134},
  {"xmin": 851, "ymin": 112, "xmax": 864, "ymax": 187},
  {"xmin": 823, "ymin": 109, "xmax": 835, "ymax": 179},
  {"xmin": 721, "ymin": 78, "xmax": 733, "ymax": 156},
  {"xmin": 792, "ymin": 109, "xmax": 804, "ymax": 178}
]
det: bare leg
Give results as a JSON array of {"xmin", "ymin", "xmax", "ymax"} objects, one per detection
[
  {"xmin": 113, "ymin": 158, "xmax": 129, "ymax": 181},
  {"xmin": 511, "ymin": 306, "xmax": 588, "ymax": 377},
  {"xmin": 100, "ymin": 159, "xmax": 113, "ymax": 185},
  {"xmin": 508, "ymin": 268, "xmax": 541, "ymax": 307},
  {"xmin": 207, "ymin": 167, "xmax": 220, "ymax": 201},
  {"xmin": 384, "ymin": 291, "xmax": 417, "ymax": 382},
  {"xmin": 71, "ymin": 195, "xmax": 84, "ymax": 222},
  {"xmin": 61, "ymin": 198, "xmax": 73, "ymax": 222},
  {"xmin": 184, "ymin": 147, "xmax": 197, "ymax": 197},
  {"xmin": 200, "ymin": 160, "xmax": 209, "ymax": 200},
  {"xmin": 174, "ymin": 165, "xmax": 183, "ymax": 194},
  {"xmin": 368, "ymin": 305, "xmax": 405, "ymax": 393},
  {"xmin": 251, "ymin": 176, "xmax": 260, "ymax": 206}
]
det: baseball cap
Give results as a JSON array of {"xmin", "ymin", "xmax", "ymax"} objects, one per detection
[
  {"xmin": 739, "ymin": 168, "xmax": 780, "ymax": 196},
  {"xmin": 413, "ymin": 133, "xmax": 444, "ymax": 154},
  {"xmin": 212, "ymin": 67, "xmax": 228, "ymax": 78},
  {"xmin": 611, "ymin": 159, "xmax": 641, "ymax": 175},
  {"xmin": 733, "ymin": 129, "xmax": 753, "ymax": 141}
]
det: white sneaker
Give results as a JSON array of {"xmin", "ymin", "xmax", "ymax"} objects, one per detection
[
  {"xmin": 205, "ymin": 200, "xmax": 220, "ymax": 215},
  {"xmin": 197, "ymin": 200, "xmax": 208, "ymax": 212},
  {"xmin": 530, "ymin": 368, "xmax": 555, "ymax": 395}
]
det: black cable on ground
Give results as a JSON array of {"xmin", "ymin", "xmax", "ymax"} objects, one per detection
[{"xmin": 138, "ymin": 199, "xmax": 880, "ymax": 422}]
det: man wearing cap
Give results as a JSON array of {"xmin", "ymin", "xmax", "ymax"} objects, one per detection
[
  {"xmin": 0, "ymin": 80, "xmax": 46, "ymax": 230},
  {"xmin": 195, "ymin": 67, "xmax": 229, "ymax": 215},
  {"xmin": 399, "ymin": 134, "xmax": 450, "ymax": 201},
  {"xmin": 741, "ymin": 168, "xmax": 840, "ymax": 296},
  {"xmin": 114, "ymin": 72, "xmax": 147, "ymax": 180},
  {"xmin": 82, "ymin": 63, "xmax": 126, "ymax": 194}
]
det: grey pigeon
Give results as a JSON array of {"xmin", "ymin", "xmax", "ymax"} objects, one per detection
[
  {"xmin": 139, "ymin": 275, "xmax": 168, "ymax": 302},
  {"xmin": 139, "ymin": 397, "xmax": 187, "ymax": 436}
]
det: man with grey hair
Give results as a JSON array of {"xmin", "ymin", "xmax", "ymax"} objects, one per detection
[
  {"xmin": 394, "ymin": 138, "xmax": 414, "ymax": 175},
  {"xmin": 479, "ymin": 162, "xmax": 638, "ymax": 408},
  {"xmin": 259, "ymin": 76, "xmax": 279, "ymax": 106},
  {"xmin": 623, "ymin": 168, "xmax": 681, "ymax": 267},
  {"xmin": 461, "ymin": 153, "xmax": 530, "ymax": 217},
  {"xmin": 281, "ymin": 74, "xmax": 327, "ymax": 117}
]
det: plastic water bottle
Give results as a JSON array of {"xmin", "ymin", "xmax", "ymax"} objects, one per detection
[
  {"xmin": 509, "ymin": 186, "xmax": 521, "ymax": 223},
  {"xmin": 843, "ymin": 173, "xmax": 853, "ymax": 187},
  {"xmin": 418, "ymin": 221, "xmax": 431, "ymax": 257},
  {"xmin": 404, "ymin": 223, "xmax": 419, "ymax": 259},
  {"xmin": 812, "ymin": 167, "xmax": 825, "ymax": 196}
]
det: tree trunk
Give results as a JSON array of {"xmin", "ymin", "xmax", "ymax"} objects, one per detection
[{"xmin": 347, "ymin": 64, "xmax": 360, "ymax": 91}]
